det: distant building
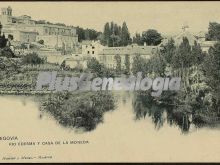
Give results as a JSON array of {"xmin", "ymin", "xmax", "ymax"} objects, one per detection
[
  {"xmin": 200, "ymin": 41, "xmax": 217, "ymax": 53},
  {"xmin": 160, "ymin": 27, "xmax": 216, "ymax": 53},
  {"xmin": 3, "ymin": 24, "xmax": 38, "ymax": 43},
  {"xmin": 98, "ymin": 44, "xmax": 158, "ymax": 69},
  {"xmin": 0, "ymin": 6, "xmax": 78, "ymax": 50},
  {"xmin": 81, "ymin": 40, "xmax": 104, "ymax": 59},
  {"xmin": 174, "ymin": 26, "xmax": 197, "ymax": 46}
]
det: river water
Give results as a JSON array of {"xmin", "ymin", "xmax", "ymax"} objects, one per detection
[{"xmin": 0, "ymin": 95, "xmax": 220, "ymax": 162}]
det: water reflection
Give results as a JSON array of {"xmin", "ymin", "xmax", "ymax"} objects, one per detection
[
  {"xmin": 132, "ymin": 91, "xmax": 192, "ymax": 133},
  {"xmin": 1, "ymin": 95, "xmax": 220, "ymax": 162}
]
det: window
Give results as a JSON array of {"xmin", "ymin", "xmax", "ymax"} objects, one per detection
[
  {"xmin": 92, "ymin": 46, "xmax": 95, "ymax": 49},
  {"xmin": 87, "ymin": 51, "xmax": 90, "ymax": 54},
  {"xmin": 92, "ymin": 51, "xmax": 94, "ymax": 54}
]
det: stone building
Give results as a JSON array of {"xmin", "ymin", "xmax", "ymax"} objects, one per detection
[
  {"xmin": 98, "ymin": 44, "xmax": 158, "ymax": 69},
  {"xmin": 0, "ymin": 6, "xmax": 78, "ymax": 50},
  {"xmin": 81, "ymin": 40, "xmax": 104, "ymax": 58}
]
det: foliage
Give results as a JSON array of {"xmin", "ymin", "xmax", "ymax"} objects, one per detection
[
  {"xmin": 146, "ymin": 53, "xmax": 167, "ymax": 76},
  {"xmin": 141, "ymin": 29, "xmax": 162, "ymax": 46},
  {"xmin": 124, "ymin": 54, "xmax": 130, "ymax": 75},
  {"xmin": 171, "ymin": 37, "xmax": 192, "ymax": 69},
  {"xmin": 8, "ymin": 34, "xmax": 13, "ymax": 41},
  {"xmin": 0, "ymin": 34, "xmax": 7, "ymax": 48},
  {"xmin": 206, "ymin": 22, "xmax": 220, "ymax": 41},
  {"xmin": 131, "ymin": 54, "xmax": 147, "ymax": 75},
  {"xmin": 41, "ymin": 92, "xmax": 115, "ymax": 131},
  {"xmin": 160, "ymin": 38, "xmax": 176, "ymax": 64},
  {"xmin": 37, "ymin": 39, "xmax": 44, "ymax": 45},
  {"xmin": 76, "ymin": 26, "xmax": 101, "ymax": 42},
  {"xmin": 114, "ymin": 54, "xmax": 122, "ymax": 74},
  {"xmin": 0, "ymin": 47, "xmax": 15, "ymax": 58},
  {"xmin": 101, "ymin": 21, "xmax": 131, "ymax": 47},
  {"xmin": 22, "ymin": 52, "xmax": 44, "ymax": 65},
  {"xmin": 202, "ymin": 42, "xmax": 220, "ymax": 109}
]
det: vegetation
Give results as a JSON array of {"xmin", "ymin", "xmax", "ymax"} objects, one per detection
[
  {"xmin": 87, "ymin": 57, "xmax": 116, "ymax": 77},
  {"xmin": 101, "ymin": 21, "xmax": 132, "ymax": 47},
  {"xmin": 22, "ymin": 52, "xmax": 45, "ymax": 65},
  {"xmin": 76, "ymin": 26, "xmax": 102, "ymax": 42},
  {"xmin": 206, "ymin": 22, "xmax": 220, "ymax": 41},
  {"xmin": 41, "ymin": 91, "xmax": 115, "ymax": 131},
  {"xmin": 133, "ymin": 29, "xmax": 163, "ymax": 46}
]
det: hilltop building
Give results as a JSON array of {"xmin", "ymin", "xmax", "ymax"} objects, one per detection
[{"xmin": 0, "ymin": 6, "xmax": 78, "ymax": 50}]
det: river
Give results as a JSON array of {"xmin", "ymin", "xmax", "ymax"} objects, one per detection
[{"xmin": 0, "ymin": 94, "xmax": 220, "ymax": 162}]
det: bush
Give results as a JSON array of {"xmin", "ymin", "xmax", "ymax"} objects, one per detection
[
  {"xmin": 22, "ymin": 52, "xmax": 44, "ymax": 65},
  {"xmin": 0, "ymin": 47, "xmax": 15, "ymax": 58}
]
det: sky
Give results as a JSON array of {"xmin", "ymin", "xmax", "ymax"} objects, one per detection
[{"xmin": 1, "ymin": 2, "xmax": 220, "ymax": 36}]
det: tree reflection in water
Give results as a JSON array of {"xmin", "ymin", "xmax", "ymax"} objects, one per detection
[{"xmin": 132, "ymin": 91, "xmax": 191, "ymax": 133}]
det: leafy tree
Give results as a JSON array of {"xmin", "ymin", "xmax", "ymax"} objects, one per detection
[
  {"xmin": 172, "ymin": 37, "xmax": 192, "ymax": 69},
  {"xmin": 142, "ymin": 29, "xmax": 162, "ymax": 46},
  {"xmin": 133, "ymin": 33, "xmax": 143, "ymax": 45},
  {"xmin": 76, "ymin": 26, "xmax": 101, "ymax": 42},
  {"xmin": 202, "ymin": 42, "xmax": 220, "ymax": 109},
  {"xmin": 0, "ymin": 34, "xmax": 7, "ymax": 48},
  {"xmin": 131, "ymin": 54, "xmax": 146, "ymax": 75},
  {"xmin": 124, "ymin": 54, "xmax": 130, "ymax": 75},
  {"xmin": 206, "ymin": 22, "xmax": 220, "ymax": 41},
  {"xmin": 146, "ymin": 53, "xmax": 166, "ymax": 76},
  {"xmin": 191, "ymin": 41, "xmax": 205, "ymax": 66},
  {"xmin": 0, "ymin": 47, "xmax": 15, "ymax": 58},
  {"xmin": 160, "ymin": 38, "xmax": 176, "ymax": 65},
  {"xmin": 114, "ymin": 54, "xmax": 122, "ymax": 74}
]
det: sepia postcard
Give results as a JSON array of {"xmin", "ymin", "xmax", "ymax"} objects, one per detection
[{"xmin": 0, "ymin": 1, "xmax": 220, "ymax": 163}]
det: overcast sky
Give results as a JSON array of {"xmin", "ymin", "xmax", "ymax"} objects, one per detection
[{"xmin": 1, "ymin": 2, "xmax": 220, "ymax": 36}]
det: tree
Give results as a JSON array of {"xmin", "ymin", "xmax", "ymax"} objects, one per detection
[
  {"xmin": 22, "ymin": 52, "xmax": 44, "ymax": 65},
  {"xmin": 114, "ymin": 54, "xmax": 121, "ymax": 74},
  {"xmin": 206, "ymin": 22, "xmax": 220, "ymax": 41},
  {"xmin": 76, "ymin": 26, "xmax": 85, "ymax": 42},
  {"xmin": 0, "ymin": 34, "xmax": 7, "ymax": 48},
  {"xmin": 146, "ymin": 53, "xmax": 166, "ymax": 76},
  {"xmin": 133, "ymin": 33, "xmax": 143, "ymax": 45},
  {"xmin": 160, "ymin": 38, "xmax": 176, "ymax": 65},
  {"xmin": 202, "ymin": 42, "xmax": 220, "ymax": 109},
  {"xmin": 172, "ymin": 37, "xmax": 192, "ymax": 69},
  {"xmin": 76, "ymin": 26, "xmax": 101, "ymax": 42},
  {"xmin": 191, "ymin": 41, "xmax": 205, "ymax": 66},
  {"xmin": 124, "ymin": 54, "xmax": 130, "ymax": 75},
  {"xmin": 131, "ymin": 54, "xmax": 146, "ymax": 75},
  {"xmin": 8, "ymin": 34, "xmax": 13, "ymax": 41},
  {"xmin": 102, "ymin": 23, "xmax": 111, "ymax": 46},
  {"xmin": 121, "ymin": 22, "xmax": 131, "ymax": 46},
  {"xmin": 142, "ymin": 29, "xmax": 162, "ymax": 46},
  {"xmin": 37, "ymin": 39, "xmax": 44, "ymax": 45}
]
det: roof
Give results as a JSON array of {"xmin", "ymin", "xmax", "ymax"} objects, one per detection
[
  {"xmin": 99, "ymin": 45, "xmax": 158, "ymax": 55},
  {"xmin": 195, "ymin": 31, "xmax": 207, "ymax": 38},
  {"xmin": 174, "ymin": 30, "xmax": 197, "ymax": 46},
  {"xmin": 200, "ymin": 41, "xmax": 217, "ymax": 47},
  {"xmin": 81, "ymin": 40, "xmax": 93, "ymax": 45}
]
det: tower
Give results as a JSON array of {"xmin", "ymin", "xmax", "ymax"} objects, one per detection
[
  {"xmin": 0, "ymin": 6, "xmax": 12, "ymax": 25},
  {"xmin": 1, "ymin": 6, "xmax": 12, "ymax": 16},
  {"xmin": 7, "ymin": 6, "xmax": 12, "ymax": 16}
]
